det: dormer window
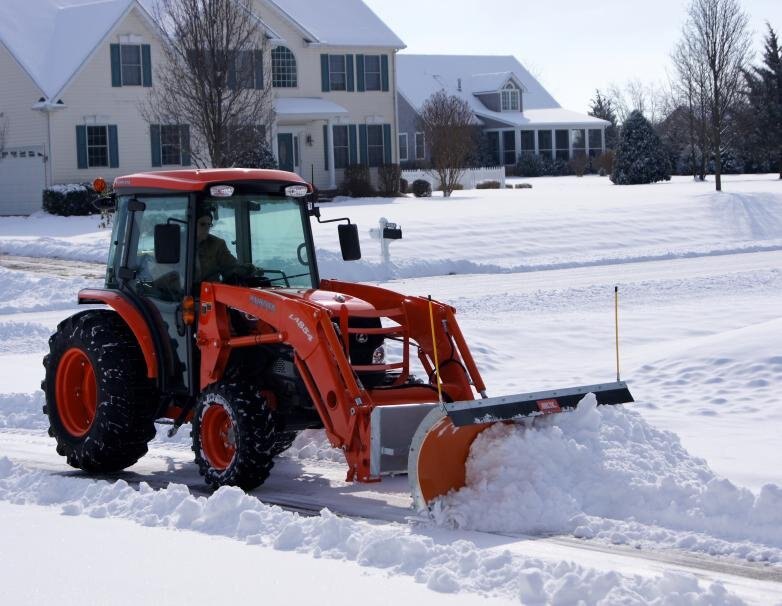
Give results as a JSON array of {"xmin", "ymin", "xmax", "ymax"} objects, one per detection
[{"xmin": 501, "ymin": 83, "xmax": 520, "ymax": 111}]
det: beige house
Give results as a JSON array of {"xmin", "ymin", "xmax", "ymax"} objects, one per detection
[{"xmin": 0, "ymin": 0, "xmax": 405, "ymax": 215}]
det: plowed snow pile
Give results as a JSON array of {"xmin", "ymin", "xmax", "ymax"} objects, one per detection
[{"xmin": 434, "ymin": 394, "xmax": 782, "ymax": 562}]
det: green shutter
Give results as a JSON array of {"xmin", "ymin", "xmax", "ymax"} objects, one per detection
[
  {"xmin": 254, "ymin": 50, "xmax": 264, "ymax": 89},
  {"xmin": 383, "ymin": 124, "xmax": 391, "ymax": 164},
  {"xmin": 180, "ymin": 125, "xmax": 191, "ymax": 166},
  {"xmin": 227, "ymin": 51, "xmax": 237, "ymax": 90},
  {"xmin": 323, "ymin": 124, "xmax": 329, "ymax": 170},
  {"xmin": 320, "ymin": 54, "xmax": 330, "ymax": 92},
  {"xmin": 381, "ymin": 55, "xmax": 389, "ymax": 92},
  {"xmin": 348, "ymin": 124, "xmax": 357, "ymax": 164},
  {"xmin": 346, "ymin": 55, "xmax": 354, "ymax": 92},
  {"xmin": 356, "ymin": 55, "xmax": 365, "ymax": 92},
  {"xmin": 108, "ymin": 125, "xmax": 119, "ymax": 168},
  {"xmin": 150, "ymin": 124, "xmax": 161, "ymax": 167},
  {"xmin": 359, "ymin": 124, "xmax": 368, "ymax": 165},
  {"xmin": 76, "ymin": 125, "xmax": 88, "ymax": 169},
  {"xmin": 141, "ymin": 44, "xmax": 152, "ymax": 87},
  {"xmin": 110, "ymin": 44, "xmax": 121, "ymax": 87}
]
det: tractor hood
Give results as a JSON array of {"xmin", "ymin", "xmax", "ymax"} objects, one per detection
[{"xmin": 270, "ymin": 288, "xmax": 377, "ymax": 315}]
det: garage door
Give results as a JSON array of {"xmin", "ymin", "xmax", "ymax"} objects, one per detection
[{"xmin": 0, "ymin": 146, "xmax": 46, "ymax": 215}]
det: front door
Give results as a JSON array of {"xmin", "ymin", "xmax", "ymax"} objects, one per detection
[{"xmin": 277, "ymin": 133, "xmax": 294, "ymax": 172}]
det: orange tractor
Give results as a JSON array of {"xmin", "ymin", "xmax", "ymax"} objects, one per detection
[{"xmin": 43, "ymin": 168, "xmax": 632, "ymax": 510}]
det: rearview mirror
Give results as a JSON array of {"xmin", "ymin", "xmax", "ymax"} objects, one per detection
[
  {"xmin": 338, "ymin": 224, "xmax": 361, "ymax": 261},
  {"xmin": 92, "ymin": 195, "xmax": 116, "ymax": 212},
  {"xmin": 154, "ymin": 223, "xmax": 181, "ymax": 264}
]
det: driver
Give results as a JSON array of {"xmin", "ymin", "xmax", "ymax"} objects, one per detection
[{"xmin": 195, "ymin": 209, "xmax": 239, "ymax": 282}]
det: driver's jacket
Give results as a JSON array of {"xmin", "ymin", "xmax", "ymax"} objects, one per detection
[{"xmin": 196, "ymin": 234, "xmax": 238, "ymax": 282}]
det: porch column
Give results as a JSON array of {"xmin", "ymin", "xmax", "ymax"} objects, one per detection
[
  {"xmin": 327, "ymin": 118, "xmax": 336, "ymax": 189},
  {"xmin": 514, "ymin": 129, "xmax": 521, "ymax": 164},
  {"xmin": 550, "ymin": 129, "xmax": 555, "ymax": 159}
]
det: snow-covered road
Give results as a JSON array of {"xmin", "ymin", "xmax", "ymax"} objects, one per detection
[{"xmin": 2, "ymin": 175, "xmax": 781, "ymax": 605}]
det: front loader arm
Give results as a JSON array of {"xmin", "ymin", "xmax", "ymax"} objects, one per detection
[{"xmin": 197, "ymin": 283, "xmax": 375, "ymax": 479}]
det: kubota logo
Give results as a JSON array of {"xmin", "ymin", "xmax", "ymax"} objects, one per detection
[
  {"xmin": 537, "ymin": 399, "xmax": 561, "ymax": 413},
  {"xmin": 289, "ymin": 314, "xmax": 314, "ymax": 342}
]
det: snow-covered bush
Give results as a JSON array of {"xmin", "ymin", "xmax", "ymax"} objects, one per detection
[
  {"xmin": 476, "ymin": 180, "xmax": 501, "ymax": 189},
  {"xmin": 42, "ymin": 183, "xmax": 101, "ymax": 216},
  {"xmin": 611, "ymin": 110, "xmax": 671, "ymax": 185}
]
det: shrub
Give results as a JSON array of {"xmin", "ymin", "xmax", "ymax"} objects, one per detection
[
  {"xmin": 340, "ymin": 164, "xmax": 375, "ymax": 197},
  {"xmin": 476, "ymin": 180, "xmax": 501, "ymax": 189},
  {"xmin": 611, "ymin": 110, "xmax": 671, "ymax": 185},
  {"xmin": 515, "ymin": 183, "xmax": 532, "ymax": 189},
  {"xmin": 42, "ymin": 183, "xmax": 102, "ymax": 216},
  {"xmin": 438, "ymin": 182, "xmax": 463, "ymax": 191},
  {"xmin": 594, "ymin": 150, "xmax": 614, "ymax": 176},
  {"xmin": 516, "ymin": 154, "xmax": 544, "ymax": 177},
  {"xmin": 411, "ymin": 179, "xmax": 432, "ymax": 197},
  {"xmin": 569, "ymin": 155, "xmax": 589, "ymax": 177},
  {"xmin": 399, "ymin": 178, "xmax": 409, "ymax": 193},
  {"xmin": 378, "ymin": 163, "xmax": 401, "ymax": 196}
]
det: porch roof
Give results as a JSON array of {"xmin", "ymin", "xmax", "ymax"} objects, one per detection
[{"xmin": 274, "ymin": 97, "xmax": 349, "ymax": 122}]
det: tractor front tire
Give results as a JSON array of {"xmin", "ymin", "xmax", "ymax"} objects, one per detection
[
  {"xmin": 192, "ymin": 380, "xmax": 276, "ymax": 491},
  {"xmin": 42, "ymin": 310, "xmax": 158, "ymax": 472}
]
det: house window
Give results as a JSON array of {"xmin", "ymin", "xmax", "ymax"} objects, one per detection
[
  {"xmin": 367, "ymin": 125, "xmax": 384, "ymax": 167},
  {"xmin": 272, "ymin": 46, "xmax": 297, "ymax": 87},
  {"xmin": 520, "ymin": 130, "xmax": 535, "ymax": 157},
  {"xmin": 588, "ymin": 129, "xmax": 602, "ymax": 157},
  {"xmin": 161, "ymin": 125, "xmax": 184, "ymax": 165},
  {"xmin": 329, "ymin": 55, "xmax": 347, "ymax": 91},
  {"xmin": 120, "ymin": 45, "xmax": 142, "ymax": 85},
  {"xmin": 502, "ymin": 131, "xmax": 516, "ymax": 165},
  {"xmin": 571, "ymin": 129, "xmax": 586, "ymax": 158},
  {"xmin": 333, "ymin": 125, "xmax": 349, "ymax": 169},
  {"xmin": 364, "ymin": 55, "xmax": 381, "ymax": 91},
  {"xmin": 415, "ymin": 132, "xmax": 425, "ymax": 160},
  {"xmin": 538, "ymin": 130, "xmax": 552, "ymax": 157},
  {"xmin": 87, "ymin": 125, "xmax": 109, "ymax": 167},
  {"xmin": 500, "ymin": 84, "xmax": 520, "ymax": 111},
  {"xmin": 398, "ymin": 133, "xmax": 408, "ymax": 162},
  {"xmin": 555, "ymin": 129, "xmax": 569, "ymax": 160}
]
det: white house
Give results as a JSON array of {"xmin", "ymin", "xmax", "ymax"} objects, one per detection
[
  {"xmin": 396, "ymin": 55, "xmax": 609, "ymax": 167},
  {"xmin": 0, "ymin": 0, "xmax": 405, "ymax": 215}
]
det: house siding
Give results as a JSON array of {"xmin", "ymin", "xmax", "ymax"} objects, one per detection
[
  {"xmin": 0, "ymin": 43, "xmax": 47, "ymax": 150},
  {"xmin": 48, "ymin": 7, "xmax": 163, "ymax": 184},
  {"xmin": 476, "ymin": 92, "xmax": 500, "ymax": 112},
  {"xmin": 255, "ymin": 5, "xmax": 400, "ymax": 188},
  {"xmin": 397, "ymin": 93, "xmax": 422, "ymax": 164}
]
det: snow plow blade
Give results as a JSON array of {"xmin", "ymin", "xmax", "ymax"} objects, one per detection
[{"xmin": 408, "ymin": 381, "xmax": 633, "ymax": 512}]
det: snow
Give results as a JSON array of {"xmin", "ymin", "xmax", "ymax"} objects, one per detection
[
  {"xmin": 275, "ymin": 97, "xmax": 350, "ymax": 119},
  {"xmin": 1, "ymin": 173, "xmax": 781, "ymax": 604},
  {"xmin": 0, "ymin": 0, "xmax": 134, "ymax": 98}
]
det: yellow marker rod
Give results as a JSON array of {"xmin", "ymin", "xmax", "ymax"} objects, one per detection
[
  {"xmin": 615, "ymin": 285, "xmax": 620, "ymax": 382},
  {"xmin": 428, "ymin": 295, "xmax": 443, "ymax": 404}
]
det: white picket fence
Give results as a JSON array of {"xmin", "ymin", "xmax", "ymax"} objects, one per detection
[{"xmin": 400, "ymin": 166, "xmax": 506, "ymax": 190}]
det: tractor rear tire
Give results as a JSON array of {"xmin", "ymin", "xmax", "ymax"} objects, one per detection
[
  {"xmin": 192, "ymin": 380, "xmax": 276, "ymax": 491},
  {"xmin": 42, "ymin": 310, "xmax": 158, "ymax": 472}
]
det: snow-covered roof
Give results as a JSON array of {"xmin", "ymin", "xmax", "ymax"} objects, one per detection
[
  {"xmin": 264, "ymin": 0, "xmax": 405, "ymax": 48},
  {"xmin": 275, "ymin": 97, "xmax": 348, "ymax": 120},
  {"xmin": 397, "ymin": 54, "xmax": 606, "ymax": 128},
  {"xmin": 0, "ymin": 0, "xmax": 138, "ymax": 99}
]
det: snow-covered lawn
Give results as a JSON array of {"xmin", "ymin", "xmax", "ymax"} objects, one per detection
[{"xmin": 1, "ymin": 174, "xmax": 781, "ymax": 604}]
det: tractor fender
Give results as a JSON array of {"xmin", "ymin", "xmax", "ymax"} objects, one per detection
[{"xmin": 77, "ymin": 289, "xmax": 159, "ymax": 379}]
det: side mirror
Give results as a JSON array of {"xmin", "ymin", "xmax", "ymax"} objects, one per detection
[
  {"xmin": 338, "ymin": 224, "xmax": 361, "ymax": 261},
  {"xmin": 154, "ymin": 223, "xmax": 181, "ymax": 264}
]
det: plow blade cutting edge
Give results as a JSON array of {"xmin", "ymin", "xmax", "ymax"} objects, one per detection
[{"xmin": 406, "ymin": 381, "xmax": 633, "ymax": 512}]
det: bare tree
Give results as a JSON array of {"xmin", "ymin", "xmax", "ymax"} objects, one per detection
[
  {"xmin": 672, "ymin": 39, "xmax": 711, "ymax": 179},
  {"xmin": 419, "ymin": 91, "xmax": 476, "ymax": 197},
  {"xmin": 677, "ymin": 0, "xmax": 752, "ymax": 191},
  {"xmin": 142, "ymin": 0, "xmax": 275, "ymax": 168},
  {"xmin": 606, "ymin": 80, "xmax": 666, "ymax": 125}
]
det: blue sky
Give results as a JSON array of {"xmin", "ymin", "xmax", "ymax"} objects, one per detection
[{"xmin": 363, "ymin": 0, "xmax": 781, "ymax": 113}]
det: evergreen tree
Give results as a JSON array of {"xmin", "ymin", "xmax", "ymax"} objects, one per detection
[
  {"xmin": 610, "ymin": 110, "xmax": 671, "ymax": 185},
  {"xmin": 744, "ymin": 24, "xmax": 782, "ymax": 178},
  {"xmin": 589, "ymin": 90, "xmax": 618, "ymax": 149}
]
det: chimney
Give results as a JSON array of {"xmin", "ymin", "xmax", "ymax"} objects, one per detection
[{"xmin": 457, "ymin": 78, "xmax": 462, "ymax": 92}]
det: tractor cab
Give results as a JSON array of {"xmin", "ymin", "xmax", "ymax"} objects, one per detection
[{"xmin": 97, "ymin": 169, "xmax": 358, "ymax": 398}]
